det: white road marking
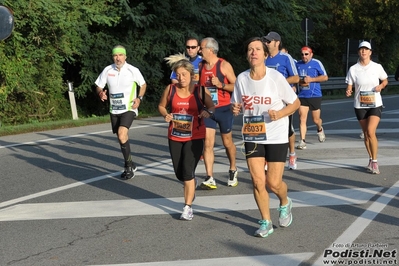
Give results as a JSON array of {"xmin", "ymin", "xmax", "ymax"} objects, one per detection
[
  {"xmin": 0, "ymin": 187, "xmax": 382, "ymax": 221},
  {"xmin": 312, "ymin": 180, "xmax": 399, "ymax": 266},
  {"xmin": 0, "ymin": 123, "xmax": 167, "ymax": 149},
  {"xmin": 90, "ymin": 253, "xmax": 315, "ymax": 266}
]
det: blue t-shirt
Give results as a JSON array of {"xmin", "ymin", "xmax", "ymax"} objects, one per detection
[
  {"xmin": 265, "ymin": 51, "xmax": 298, "ymax": 83},
  {"xmin": 170, "ymin": 54, "xmax": 202, "ymax": 84},
  {"xmin": 296, "ymin": 58, "xmax": 327, "ymax": 98}
]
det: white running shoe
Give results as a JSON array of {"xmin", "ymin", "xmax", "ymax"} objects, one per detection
[
  {"xmin": 288, "ymin": 155, "xmax": 297, "ymax": 170},
  {"xmin": 227, "ymin": 169, "xmax": 238, "ymax": 187},
  {"xmin": 297, "ymin": 140, "xmax": 307, "ymax": 149},
  {"xmin": 200, "ymin": 176, "xmax": 217, "ymax": 189},
  {"xmin": 180, "ymin": 205, "xmax": 193, "ymax": 221},
  {"xmin": 317, "ymin": 127, "xmax": 326, "ymax": 142}
]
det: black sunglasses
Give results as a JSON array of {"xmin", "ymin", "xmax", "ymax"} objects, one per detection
[
  {"xmin": 186, "ymin": 46, "xmax": 198, "ymax": 49},
  {"xmin": 301, "ymin": 53, "xmax": 309, "ymax": 56},
  {"xmin": 261, "ymin": 37, "xmax": 272, "ymax": 44}
]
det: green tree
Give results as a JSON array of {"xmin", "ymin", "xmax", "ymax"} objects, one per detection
[{"xmin": 0, "ymin": 0, "xmax": 120, "ymax": 124}]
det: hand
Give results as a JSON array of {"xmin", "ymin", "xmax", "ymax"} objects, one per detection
[
  {"xmin": 211, "ymin": 74, "xmax": 222, "ymax": 88},
  {"xmin": 300, "ymin": 76, "xmax": 309, "ymax": 86},
  {"xmin": 199, "ymin": 110, "xmax": 211, "ymax": 118},
  {"xmin": 99, "ymin": 89, "xmax": 108, "ymax": 102},
  {"xmin": 231, "ymin": 102, "xmax": 242, "ymax": 116},
  {"xmin": 164, "ymin": 113, "xmax": 173, "ymax": 122},
  {"xmin": 131, "ymin": 98, "xmax": 141, "ymax": 109},
  {"xmin": 346, "ymin": 90, "xmax": 352, "ymax": 97},
  {"xmin": 268, "ymin": 109, "xmax": 280, "ymax": 121}
]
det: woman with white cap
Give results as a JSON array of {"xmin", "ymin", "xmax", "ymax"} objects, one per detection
[{"xmin": 345, "ymin": 41, "xmax": 388, "ymax": 174}]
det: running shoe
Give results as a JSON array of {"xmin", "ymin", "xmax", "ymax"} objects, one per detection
[
  {"xmin": 200, "ymin": 176, "xmax": 217, "ymax": 189},
  {"xmin": 288, "ymin": 155, "xmax": 297, "ymax": 170},
  {"xmin": 227, "ymin": 169, "xmax": 238, "ymax": 187},
  {"xmin": 121, "ymin": 165, "xmax": 135, "ymax": 179},
  {"xmin": 371, "ymin": 162, "xmax": 380, "ymax": 174},
  {"xmin": 278, "ymin": 197, "xmax": 293, "ymax": 227},
  {"xmin": 180, "ymin": 205, "xmax": 193, "ymax": 221},
  {"xmin": 359, "ymin": 132, "xmax": 364, "ymax": 139},
  {"xmin": 131, "ymin": 162, "xmax": 138, "ymax": 172},
  {"xmin": 297, "ymin": 140, "xmax": 307, "ymax": 150},
  {"xmin": 254, "ymin": 220, "xmax": 274, "ymax": 238},
  {"xmin": 366, "ymin": 159, "xmax": 372, "ymax": 172},
  {"xmin": 317, "ymin": 127, "xmax": 326, "ymax": 142}
]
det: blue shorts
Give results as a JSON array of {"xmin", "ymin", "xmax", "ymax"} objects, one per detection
[{"xmin": 204, "ymin": 105, "xmax": 234, "ymax": 134}]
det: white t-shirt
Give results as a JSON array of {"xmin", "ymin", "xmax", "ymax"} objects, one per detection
[
  {"xmin": 345, "ymin": 61, "xmax": 387, "ymax": 108},
  {"xmin": 231, "ymin": 67, "xmax": 298, "ymax": 144},
  {"xmin": 95, "ymin": 62, "xmax": 146, "ymax": 115}
]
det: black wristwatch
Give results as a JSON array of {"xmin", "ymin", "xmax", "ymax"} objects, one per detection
[{"xmin": 138, "ymin": 96, "xmax": 143, "ymax": 101}]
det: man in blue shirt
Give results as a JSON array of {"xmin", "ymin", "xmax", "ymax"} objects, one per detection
[
  {"xmin": 263, "ymin": 31, "xmax": 299, "ymax": 170},
  {"xmin": 170, "ymin": 37, "xmax": 202, "ymax": 84},
  {"xmin": 296, "ymin": 46, "xmax": 328, "ymax": 149}
]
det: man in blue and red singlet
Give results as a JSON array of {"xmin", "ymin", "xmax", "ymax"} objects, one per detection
[{"xmin": 198, "ymin": 37, "xmax": 238, "ymax": 189}]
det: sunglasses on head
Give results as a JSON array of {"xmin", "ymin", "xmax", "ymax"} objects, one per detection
[{"xmin": 186, "ymin": 46, "xmax": 198, "ymax": 49}]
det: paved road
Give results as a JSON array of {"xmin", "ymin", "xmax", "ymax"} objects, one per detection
[{"xmin": 1, "ymin": 96, "xmax": 398, "ymax": 266}]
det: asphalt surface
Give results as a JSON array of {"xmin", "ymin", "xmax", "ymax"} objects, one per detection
[{"xmin": 1, "ymin": 95, "xmax": 398, "ymax": 266}]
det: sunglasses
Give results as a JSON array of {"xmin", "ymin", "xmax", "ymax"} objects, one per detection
[
  {"xmin": 301, "ymin": 53, "xmax": 309, "ymax": 56},
  {"xmin": 186, "ymin": 46, "xmax": 198, "ymax": 49}
]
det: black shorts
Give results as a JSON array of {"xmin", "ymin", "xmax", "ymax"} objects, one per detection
[
  {"xmin": 354, "ymin": 106, "xmax": 382, "ymax": 120},
  {"xmin": 244, "ymin": 142, "xmax": 289, "ymax": 162},
  {"xmin": 110, "ymin": 111, "xmax": 136, "ymax": 134},
  {"xmin": 168, "ymin": 138, "xmax": 204, "ymax": 182},
  {"xmin": 299, "ymin": 97, "xmax": 322, "ymax": 111}
]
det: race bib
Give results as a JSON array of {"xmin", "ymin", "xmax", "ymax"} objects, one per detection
[
  {"xmin": 359, "ymin": 91, "xmax": 376, "ymax": 107},
  {"xmin": 110, "ymin": 93, "xmax": 128, "ymax": 111},
  {"xmin": 242, "ymin": 115, "xmax": 267, "ymax": 141},
  {"xmin": 207, "ymin": 87, "xmax": 219, "ymax": 106},
  {"xmin": 171, "ymin": 114, "xmax": 194, "ymax": 138},
  {"xmin": 193, "ymin": 69, "xmax": 200, "ymax": 84}
]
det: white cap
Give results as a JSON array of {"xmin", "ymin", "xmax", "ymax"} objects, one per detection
[{"xmin": 358, "ymin": 41, "xmax": 372, "ymax": 50}]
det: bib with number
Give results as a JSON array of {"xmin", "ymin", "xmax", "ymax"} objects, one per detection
[
  {"xmin": 207, "ymin": 87, "xmax": 219, "ymax": 106},
  {"xmin": 171, "ymin": 114, "xmax": 194, "ymax": 138},
  {"xmin": 242, "ymin": 115, "xmax": 267, "ymax": 141},
  {"xmin": 359, "ymin": 91, "xmax": 376, "ymax": 107}
]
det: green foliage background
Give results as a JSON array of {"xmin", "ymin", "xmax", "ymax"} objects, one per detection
[{"xmin": 0, "ymin": 0, "xmax": 398, "ymax": 126}]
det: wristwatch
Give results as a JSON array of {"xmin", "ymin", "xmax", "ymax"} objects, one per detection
[
  {"xmin": 138, "ymin": 96, "xmax": 143, "ymax": 101},
  {"xmin": 204, "ymin": 108, "xmax": 213, "ymax": 115}
]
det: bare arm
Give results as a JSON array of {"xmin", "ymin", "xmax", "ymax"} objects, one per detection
[
  {"xmin": 211, "ymin": 60, "xmax": 236, "ymax": 93},
  {"xmin": 308, "ymin": 75, "xmax": 328, "ymax": 83},
  {"xmin": 158, "ymin": 85, "xmax": 173, "ymax": 122},
  {"xmin": 269, "ymin": 98, "xmax": 300, "ymax": 121},
  {"xmin": 96, "ymin": 86, "xmax": 107, "ymax": 102},
  {"xmin": 132, "ymin": 83, "xmax": 147, "ymax": 109},
  {"xmin": 346, "ymin": 84, "xmax": 353, "ymax": 97},
  {"xmin": 287, "ymin": 75, "xmax": 300, "ymax": 85},
  {"xmin": 376, "ymin": 78, "xmax": 388, "ymax": 92}
]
